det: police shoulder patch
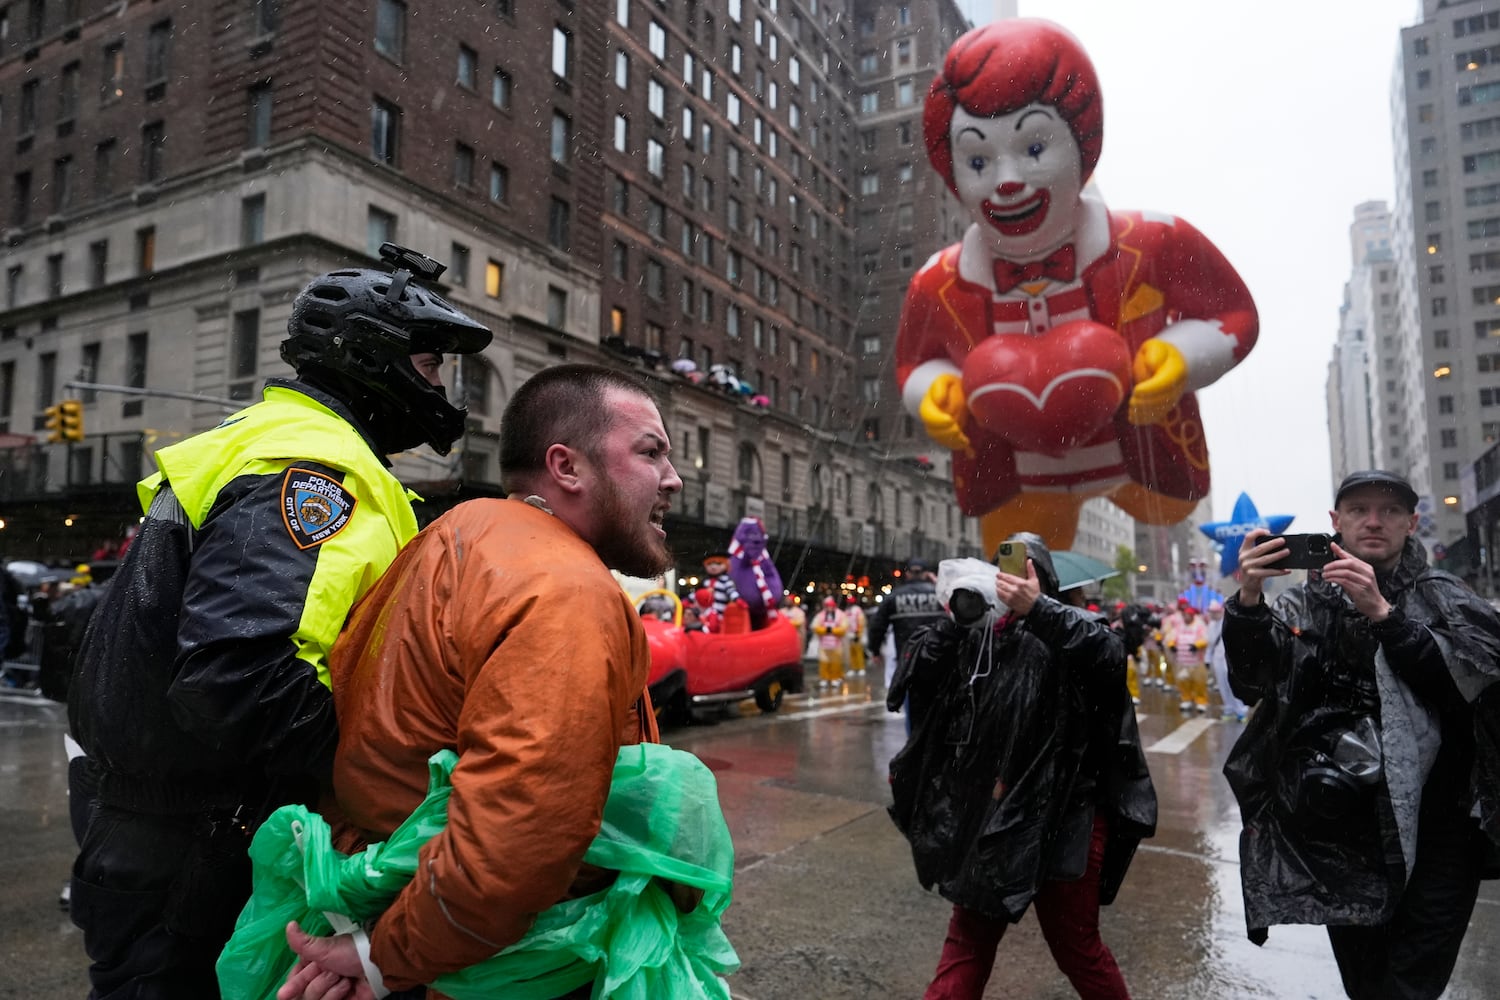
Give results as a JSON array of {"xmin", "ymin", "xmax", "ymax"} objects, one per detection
[{"xmin": 281, "ymin": 467, "xmax": 357, "ymax": 550}]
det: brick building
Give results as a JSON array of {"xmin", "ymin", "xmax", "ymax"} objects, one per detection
[{"xmin": 0, "ymin": 0, "xmax": 985, "ymax": 582}]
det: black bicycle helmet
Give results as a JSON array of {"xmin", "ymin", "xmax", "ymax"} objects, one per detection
[{"xmin": 282, "ymin": 243, "xmax": 493, "ymax": 455}]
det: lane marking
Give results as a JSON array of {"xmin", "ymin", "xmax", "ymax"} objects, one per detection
[
  {"xmin": 775, "ymin": 701, "xmax": 888, "ymax": 723},
  {"xmin": 1145, "ymin": 717, "xmax": 1217, "ymax": 754}
]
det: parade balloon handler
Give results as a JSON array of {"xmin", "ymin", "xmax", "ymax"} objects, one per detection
[
  {"xmin": 895, "ymin": 19, "xmax": 1258, "ymax": 557},
  {"xmin": 1223, "ymin": 470, "xmax": 1500, "ymax": 999},
  {"xmin": 888, "ymin": 538, "xmax": 1156, "ymax": 999},
  {"xmin": 65, "ymin": 243, "xmax": 491, "ymax": 1000},
  {"xmin": 265, "ymin": 365, "xmax": 691, "ymax": 999}
]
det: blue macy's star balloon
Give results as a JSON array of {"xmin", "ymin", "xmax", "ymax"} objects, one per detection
[{"xmin": 1200, "ymin": 492, "xmax": 1295, "ymax": 576}]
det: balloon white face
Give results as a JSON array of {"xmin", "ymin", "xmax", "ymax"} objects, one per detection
[{"xmin": 949, "ymin": 103, "xmax": 1084, "ymax": 261}]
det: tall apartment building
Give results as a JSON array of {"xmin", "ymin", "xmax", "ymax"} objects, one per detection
[
  {"xmin": 1327, "ymin": 201, "xmax": 1393, "ymax": 485},
  {"xmin": 1389, "ymin": 0, "xmax": 1500, "ymax": 561},
  {"xmin": 0, "ymin": 0, "xmax": 986, "ymax": 573}
]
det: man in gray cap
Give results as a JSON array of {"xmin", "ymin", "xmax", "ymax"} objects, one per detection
[
  {"xmin": 869, "ymin": 558, "xmax": 945, "ymax": 731},
  {"xmin": 1221, "ymin": 469, "xmax": 1500, "ymax": 999}
]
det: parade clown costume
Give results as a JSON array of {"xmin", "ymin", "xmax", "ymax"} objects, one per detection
[
  {"xmin": 896, "ymin": 19, "xmax": 1258, "ymax": 555},
  {"xmin": 812, "ymin": 597, "xmax": 849, "ymax": 687},
  {"xmin": 727, "ymin": 517, "xmax": 783, "ymax": 630}
]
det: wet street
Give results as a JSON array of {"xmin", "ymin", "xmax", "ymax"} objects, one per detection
[{"xmin": 3, "ymin": 671, "xmax": 1498, "ymax": 999}]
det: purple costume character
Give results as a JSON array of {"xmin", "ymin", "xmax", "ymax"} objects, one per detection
[{"xmin": 727, "ymin": 516, "xmax": 783, "ymax": 630}]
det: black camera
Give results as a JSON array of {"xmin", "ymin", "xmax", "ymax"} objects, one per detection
[
  {"xmin": 949, "ymin": 588, "xmax": 989, "ymax": 626},
  {"xmin": 1278, "ymin": 716, "xmax": 1383, "ymax": 828}
]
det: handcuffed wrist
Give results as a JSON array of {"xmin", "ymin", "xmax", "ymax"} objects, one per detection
[{"xmin": 350, "ymin": 928, "xmax": 390, "ymax": 999}]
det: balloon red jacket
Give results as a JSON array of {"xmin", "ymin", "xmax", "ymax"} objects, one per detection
[{"xmin": 895, "ymin": 197, "xmax": 1258, "ymax": 515}]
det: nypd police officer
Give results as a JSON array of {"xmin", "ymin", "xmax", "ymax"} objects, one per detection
[{"xmin": 66, "ymin": 245, "xmax": 492, "ymax": 999}]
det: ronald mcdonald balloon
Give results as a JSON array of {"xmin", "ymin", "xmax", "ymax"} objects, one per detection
[{"xmin": 896, "ymin": 19, "xmax": 1258, "ymax": 555}]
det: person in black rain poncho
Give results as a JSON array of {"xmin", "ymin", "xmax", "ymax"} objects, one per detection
[
  {"xmin": 887, "ymin": 534, "xmax": 1156, "ymax": 1000},
  {"xmin": 1223, "ymin": 470, "xmax": 1500, "ymax": 1000}
]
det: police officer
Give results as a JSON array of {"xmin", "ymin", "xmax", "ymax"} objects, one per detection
[
  {"xmin": 66, "ymin": 244, "xmax": 492, "ymax": 1000},
  {"xmin": 869, "ymin": 558, "xmax": 946, "ymax": 730}
]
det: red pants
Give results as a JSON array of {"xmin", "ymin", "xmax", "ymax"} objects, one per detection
[{"xmin": 924, "ymin": 817, "xmax": 1130, "ymax": 1000}]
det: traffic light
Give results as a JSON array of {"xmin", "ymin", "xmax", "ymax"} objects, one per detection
[
  {"xmin": 59, "ymin": 399, "xmax": 84, "ymax": 442},
  {"xmin": 43, "ymin": 403, "xmax": 64, "ymax": 443}
]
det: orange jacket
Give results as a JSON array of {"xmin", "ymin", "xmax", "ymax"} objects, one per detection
[{"xmin": 327, "ymin": 498, "xmax": 657, "ymax": 990}]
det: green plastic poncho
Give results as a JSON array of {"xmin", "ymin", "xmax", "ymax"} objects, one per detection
[{"xmin": 217, "ymin": 742, "xmax": 739, "ymax": 999}]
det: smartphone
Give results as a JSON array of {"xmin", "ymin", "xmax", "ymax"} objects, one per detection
[
  {"xmin": 1265, "ymin": 532, "xmax": 1335, "ymax": 570},
  {"xmin": 995, "ymin": 541, "xmax": 1028, "ymax": 577}
]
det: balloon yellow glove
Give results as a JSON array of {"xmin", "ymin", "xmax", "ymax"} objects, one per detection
[
  {"xmin": 919, "ymin": 373, "xmax": 971, "ymax": 451},
  {"xmin": 1127, "ymin": 339, "xmax": 1188, "ymax": 426}
]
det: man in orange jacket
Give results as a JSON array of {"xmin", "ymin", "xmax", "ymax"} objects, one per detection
[{"xmin": 275, "ymin": 364, "xmax": 683, "ymax": 999}]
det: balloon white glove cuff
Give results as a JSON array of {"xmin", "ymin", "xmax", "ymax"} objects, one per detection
[{"xmin": 350, "ymin": 928, "xmax": 390, "ymax": 1000}]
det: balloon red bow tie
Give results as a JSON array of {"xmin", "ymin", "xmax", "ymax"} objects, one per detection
[{"xmin": 991, "ymin": 244, "xmax": 1077, "ymax": 294}]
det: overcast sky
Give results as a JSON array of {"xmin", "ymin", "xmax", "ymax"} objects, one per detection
[{"xmin": 941, "ymin": 0, "xmax": 1420, "ymax": 532}]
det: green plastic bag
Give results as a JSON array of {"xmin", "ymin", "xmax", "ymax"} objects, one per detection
[{"xmin": 217, "ymin": 743, "xmax": 739, "ymax": 999}]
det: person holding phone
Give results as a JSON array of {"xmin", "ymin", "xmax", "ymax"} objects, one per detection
[
  {"xmin": 1220, "ymin": 470, "xmax": 1500, "ymax": 1000},
  {"xmin": 888, "ymin": 535, "xmax": 1156, "ymax": 1000}
]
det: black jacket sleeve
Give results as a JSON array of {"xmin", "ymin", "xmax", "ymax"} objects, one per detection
[
  {"xmin": 1223, "ymin": 593, "xmax": 1279, "ymax": 706},
  {"xmin": 167, "ymin": 469, "xmax": 341, "ymax": 781}
]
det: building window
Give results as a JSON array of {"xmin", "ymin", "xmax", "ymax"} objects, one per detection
[
  {"xmin": 461, "ymin": 354, "xmax": 490, "ymax": 415},
  {"xmin": 51, "ymin": 156, "xmax": 72, "ymax": 214},
  {"xmin": 457, "ymin": 44, "xmax": 477, "ymax": 89},
  {"xmin": 646, "ymin": 258, "xmax": 664, "ymax": 300},
  {"xmin": 611, "ymin": 240, "xmax": 628, "ymax": 281},
  {"xmin": 135, "ymin": 226, "xmax": 155, "ymax": 274},
  {"xmin": 616, "ymin": 49, "xmax": 630, "ymax": 89},
  {"xmin": 860, "ymin": 91, "xmax": 878, "ymax": 113},
  {"xmin": 610, "ymin": 306, "xmax": 627, "ymax": 338},
  {"xmin": 897, "ymin": 79, "xmax": 914, "ymax": 105},
  {"xmin": 253, "ymin": 0, "xmax": 278, "ymax": 35},
  {"xmin": 58, "ymin": 61, "xmax": 79, "ymax": 123},
  {"xmin": 145, "ymin": 19, "xmax": 172, "ymax": 84},
  {"xmin": 548, "ymin": 197, "xmax": 570, "ymax": 250},
  {"xmin": 552, "ymin": 25, "xmax": 572, "ymax": 80},
  {"xmin": 141, "ymin": 121, "xmax": 165, "ymax": 182},
  {"xmin": 649, "ymin": 19, "xmax": 666, "ymax": 59},
  {"xmin": 491, "ymin": 67, "xmax": 512, "ymax": 109},
  {"xmin": 231, "ymin": 308, "xmax": 259, "ymax": 383},
  {"xmin": 614, "ymin": 114, "xmax": 629, "ymax": 153},
  {"xmin": 611, "ymin": 173, "xmax": 629, "ymax": 213},
  {"xmin": 372, "ymin": 98, "xmax": 400, "ymax": 164},
  {"xmin": 93, "ymin": 139, "xmax": 115, "ymax": 199},
  {"xmin": 647, "ymin": 138, "xmax": 665, "ymax": 178},
  {"xmin": 551, "ymin": 110, "xmax": 571, "ymax": 165},
  {"xmin": 1441, "ymin": 428, "xmax": 1458, "ymax": 448},
  {"xmin": 88, "ymin": 239, "xmax": 108, "ymax": 288},
  {"xmin": 101, "ymin": 41, "xmax": 125, "ymax": 104},
  {"xmin": 449, "ymin": 242, "xmax": 469, "ymax": 287},
  {"xmin": 489, "ymin": 162, "xmax": 508, "ymax": 203},
  {"xmin": 374, "ymin": 0, "xmax": 405, "ymax": 60},
  {"xmin": 453, "ymin": 143, "xmax": 475, "ymax": 187},
  {"xmin": 1439, "ymin": 395, "xmax": 1454, "ymax": 415},
  {"xmin": 10, "ymin": 171, "xmax": 30, "ymax": 226},
  {"xmin": 4, "ymin": 266, "xmax": 21, "ymax": 310},
  {"xmin": 247, "ymin": 82, "xmax": 273, "ymax": 147},
  {"xmin": 649, "ymin": 78, "xmax": 666, "ymax": 120},
  {"xmin": 46, "ymin": 253, "xmax": 63, "ymax": 298},
  {"xmin": 240, "ymin": 193, "xmax": 265, "ymax": 245},
  {"xmin": 366, "ymin": 206, "xmax": 396, "ymax": 257},
  {"xmin": 547, "ymin": 286, "xmax": 567, "ymax": 328},
  {"xmin": 485, "ymin": 259, "xmax": 504, "ymax": 298}
]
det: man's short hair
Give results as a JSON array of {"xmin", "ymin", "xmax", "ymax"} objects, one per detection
[
  {"xmin": 1334, "ymin": 470, "xmax": 1420, "ymax": 512},
  {"xmin": 499, "ymin": 364, "xmax": 656, "ymax": 495}
]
